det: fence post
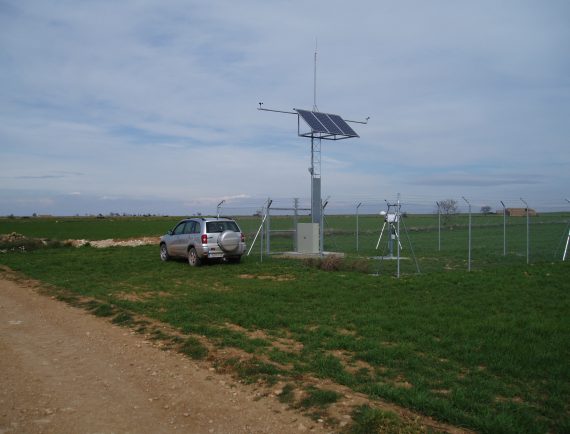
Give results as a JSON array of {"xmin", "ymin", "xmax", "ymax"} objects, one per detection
[
  {"xmin": 462, "ymin": 196, "xmax": 472, "ymax": 272},
  {"xmin": 396, "ymin": 195, "xmax": 401, "ymax": 278},
  {"xmin": 293, "ymin": 198, "xmax": 299, "ymax": 252},
  {"xmin": 564, "ymin": 199, "xmax": 570, "ymax": 261},
  {"xmin": 217, "ymin": 199, "xmax": 225, "ymax": 219},
  {"xmin": 500, "ymin": 200, "xmax": 506, "ymax": 256},
  {"xmin": 436, "ymin": 201, "xmax": 441, "ymax": 251},
  {"xmin": 520, "ymin": 198, "xmax": 529, "ymax": 264},
  {"xmin": 356, "ymin": 202, "xmax": 362, "ymax": 252},
  {"xmin": 266, "ymin": 198, "xmax": 272, "ymax": 255}
]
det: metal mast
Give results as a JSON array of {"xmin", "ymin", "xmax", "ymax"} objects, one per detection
[
  {"xmin": 257, "ymin": 43, "xmax": 368, "ymax": 253},
  {"xmin": 311, "ymin": 42, "xmax": 322, "ymax": 225}
]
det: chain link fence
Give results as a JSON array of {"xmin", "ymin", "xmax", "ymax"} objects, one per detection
[{"xmin": 219, "ymin": 196, "xmax": 570, "ymax": 274}]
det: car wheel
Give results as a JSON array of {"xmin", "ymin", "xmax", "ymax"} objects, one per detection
[
  {"xmin": 160, "ymin": 243, "xmax": 170, "ymax": 261},
  {"xmin": 188, "ymin": 247, "xmax": 201, "ymax": 267}
]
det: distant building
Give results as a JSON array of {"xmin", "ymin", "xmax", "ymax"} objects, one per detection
[{"xmin": 503, "ymin": 208, "xmax": 537, "ymax": 217}]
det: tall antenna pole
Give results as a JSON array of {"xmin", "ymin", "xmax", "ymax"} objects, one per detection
[
  {"xmin": 309, "ymin": 39, "xmax": 322, "ymax": 249},
  {"xmin": 313, "ymin": 38, "xmax": 318, "ymax": 111}
]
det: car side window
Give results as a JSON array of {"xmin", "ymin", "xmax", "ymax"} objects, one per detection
[
  {"xmin": 183, "ymin": 221, "xmax": 195, "ymax": 234},
  {"xmin": 192, "ymin": 222, "xmax": 201, "ymax": 234},
  {"xmin": 173, "ymin": 222, "xmax": 186, "ymax": 235}
]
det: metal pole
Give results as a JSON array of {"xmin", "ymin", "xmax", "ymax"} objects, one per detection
[
  {"xmin": 462, "ymin": 196, "xmax": 472, "ymax": 272},
  {"xmin": 356, "ymin": 202, "xmax": 362, "ymax": 252},
  {"xmin": 321, "ymin": 196, "xmax": 329, "ymax": 255},
  {"xmin": 247, "ymin": 213, "xmax": 267, "ymax": 256},
  {"xmin": 520, "ymin": 198, "xmax": 529, "ymax": 264},
  {"xmin": 562, "ymin": 198, "xmax": 570, "ymax": 261},
  {"xmin": 310, "ymin": 137, "xmax": 314, "ymax": 221},
  {"xmin": 293, "ymin": 198, "xmax": 299, "ymax": 252},
  {"xmin": 260, "ymin": 209, "xmax": 264, "ymax": 262},
  {"xmin": 562, "ymin": 230, "xmax": 570, "ymax": 261},
  {"xmin": 396, "ymin": 195, "xmax": 401, "ymax": 278},
  {"xmin": 436, "ymin": 201, "xmax": 441, "ymax": 251},
  {"xmin": 216, "ymin": 199, "xmax": 225, "ymax": 219},
  {"xmin": 265, "ymin": 198, "xmax": 272, "ymax": 255},
  {"xmin": 500, "ymin": 200, "xmax": 506, "ymax": 256},
  {"xmin": 313, "ymin": 40, "xmax": 318, "ymax": 111}
]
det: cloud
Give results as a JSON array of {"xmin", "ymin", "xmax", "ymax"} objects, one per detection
[
  {"xmin": 411, "ymin": 173, "xmax": 545, "ymax": 187},
  {"xmin": 0, "ymin": 0, "xmax": 569, "ymax": 215}
]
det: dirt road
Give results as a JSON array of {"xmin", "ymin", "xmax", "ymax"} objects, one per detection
[{"xmin": 0, "ymin": 275, "xmax": 326, "ymax": 434}]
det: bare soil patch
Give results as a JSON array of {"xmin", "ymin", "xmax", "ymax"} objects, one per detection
[
  {"xmin": 238, "ymin": 274, "xmax": 296, "ymax": 282},
  {"xmin": 68, "ymin": 236, "xmax": 160, "ymax": 248}
]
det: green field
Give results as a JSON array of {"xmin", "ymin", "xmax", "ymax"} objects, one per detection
[
  {"xmin": 2, "ymin": 213, "xmax": 568, "ymax": 274},
  {"xmin": 1, "ymin": 215, "xmax": 569, "ymax": 433}
]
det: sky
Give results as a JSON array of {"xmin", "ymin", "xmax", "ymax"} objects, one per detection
[{"xmin": 1, "ymin": 0, "xmax": 569, "ymax": 216}]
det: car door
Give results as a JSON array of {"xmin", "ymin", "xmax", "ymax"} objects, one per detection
[
  {"xmin": 190, "ymin": 220, "xmax": 202, "ymax": 252},
  {"xmin": 169, "ymin": 221, "xmax": 187, "ymax": 256},
  {"xmin": 180, "ymin": 220, "xmax": 195, "ymax": 256}
]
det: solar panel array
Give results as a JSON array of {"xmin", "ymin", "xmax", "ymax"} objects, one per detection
[{"xmin": 296, "ymin": 109, "xmax": 358, "ymax": 138}]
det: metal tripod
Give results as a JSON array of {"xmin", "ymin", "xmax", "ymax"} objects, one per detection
[
  {"xmin": 375, "ymin": 220, "xmax": 403, "ymax": 256},
  {"xmin": 372, "ymin": 200, "xmax": 421, "ymax": 277}
]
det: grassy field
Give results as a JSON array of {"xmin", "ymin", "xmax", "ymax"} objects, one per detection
[
  {"xmin": 2, "ymin": 213, "xmax": 568, "ymax": 274},
  {"xmin": 1, "ymin": 215, "xmax": 569, "ymax": 432}
]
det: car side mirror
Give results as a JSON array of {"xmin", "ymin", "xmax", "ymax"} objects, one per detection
[{"xmin": 167, "ymin": 229, "xmax": 173, "ymax": 235}]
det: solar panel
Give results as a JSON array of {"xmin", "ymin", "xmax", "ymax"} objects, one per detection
[
  {"xmin": 296, "ymin": 109, "xmax": 328, "ymax": 134},
  {"xmin": 328, "ymin": 114, "xmax": 358, "ymax": 137},
  {"xmin": 313, "ymin": 112, "xmax": 344, "ymax": 135},
  {"xmin": 296, "ymin": 109, "xmax": 358, "ymax": 138}
]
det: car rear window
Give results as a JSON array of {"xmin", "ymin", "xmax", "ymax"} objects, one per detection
[{"xmin": 206, "ymin": 221, "xmax": 239, "ymax": 233}]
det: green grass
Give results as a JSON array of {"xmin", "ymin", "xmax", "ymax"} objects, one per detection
[
  {"xmin": 179, "ymin": 337, "xmax": 209, "ymax": 360},
  {"xmin": 0, "ymin": 244, "xmax": 568, "ymax": 433},
  {"xmin": 0, "ymin": 215, "xmax": 182, "ymax": 240},
  {"xmin": 299, "ymin": 387, "xmax": 342, "ymax": 408},
  {"xmin": 2, "ymin": 213, "xmax": 567, "ymax": 275},
  {"xmin": 349, "ymin": 405, "xmax": 440, "ymax": 434}
]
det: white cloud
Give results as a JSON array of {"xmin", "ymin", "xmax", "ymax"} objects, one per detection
[{"xmin": 1, "ymin": 0, "xmax": 569, "ymax": 214}]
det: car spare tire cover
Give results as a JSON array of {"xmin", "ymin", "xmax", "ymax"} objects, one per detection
[{"xmin": 218, "ymin": 230, "xmax": 240, "ymax": 252}]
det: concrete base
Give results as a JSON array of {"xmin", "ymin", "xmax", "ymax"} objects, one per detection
[
  {"xmin": 369, "ymin": 256, "xmax": 409, "ymax": 260},
  {"xmin": 276, "ymin": 251, "xmax": 345, "ymax": 260}
]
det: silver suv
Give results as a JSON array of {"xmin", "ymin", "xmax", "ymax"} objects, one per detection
[{"xmin": 160, "ymin": 217, "xmax": 246, "ymax": 266}]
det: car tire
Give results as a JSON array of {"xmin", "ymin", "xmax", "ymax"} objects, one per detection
[
  {"xmin": 188, "ymin": 247, "xmax": 202, "ymax": 267},
  {"xmin": 160, "ymin": 243, "xmax": 170, "ymax": 261}
]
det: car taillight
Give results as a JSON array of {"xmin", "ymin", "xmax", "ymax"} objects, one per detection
[
  {"xmin": 240, "ymin": 232, "xmax": 245, "ymax": 242},
  {"xmin": 201, "ymin": 234, "xmax": 208, "ymax": 244}
]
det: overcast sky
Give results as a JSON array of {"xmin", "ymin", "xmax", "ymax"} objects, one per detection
[{"xmin": 1, "ymin": 0, "xmax": 569, "ymax": 215}]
